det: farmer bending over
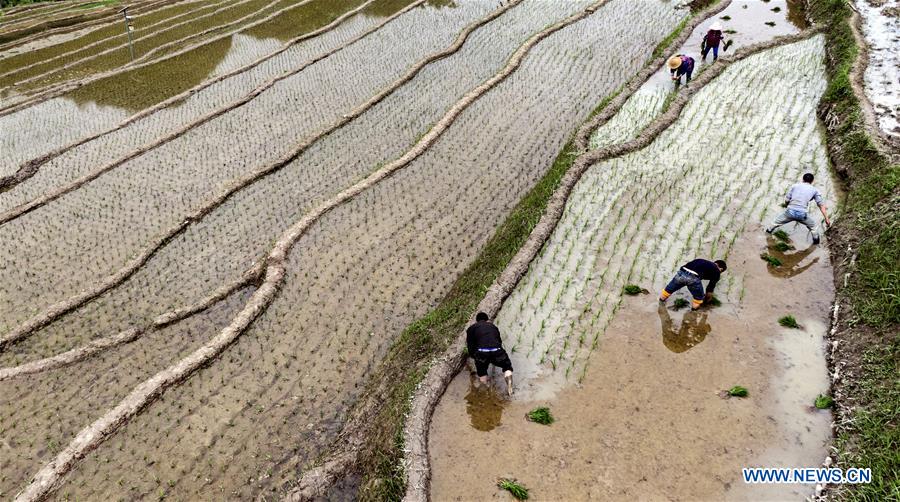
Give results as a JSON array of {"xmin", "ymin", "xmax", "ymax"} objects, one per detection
[
  {"xmin": 466, "ymin": 312, "xmax": 514, "ymax": 396},
  {"xmin": 765, "ymin": 172, "xmax": 830, "ymax": 244},
  {"xmin": 701, "ymin": 22, "xmax": 725, "ymax": 61},
  {"xmin": 659, "ymin": 258, "xmax": 727, "ymax": 310},
  {"xmin": 668, "ymin": 54, "xmax": 695, "ymax": 84}
]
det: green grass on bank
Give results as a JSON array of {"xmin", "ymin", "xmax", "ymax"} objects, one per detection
[
  {"xmin": 808, "ymin": 0, "xmax": 900, "ymax": 499},
  {"xmin": 355, "ymin": 10, "xmax": 709, "ymax": 500}
]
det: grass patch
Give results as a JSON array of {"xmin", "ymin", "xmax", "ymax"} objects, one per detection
[
  {"xmin": 623, "ymin": 284, "xmax": 642, "ymax": 295},
  {"xmin": 815, "ymin": 394, "xmax": 834, "ymax": 409},
  {"xmin": 673, "ymin": 298, "xmax": 690, "ymax": 310},
  {"xmin": 833, "ymin": 338, "xmax": 900, "ymax": 499},
  {"xmin": 772, "ymin": 229, "xmax": 790, "ymax": 242},
  {"xmin": 526, "ymin": 407, "xmax": 554, "ymax": 425},
  {"xmin": 760, "ymin": 253, "xmax": 782, "ymax": 267},
  {"xmin": 728, "ymin": 386, "xmax": 749, "ymax": 398},
  {"xmin": 497, "ymin": 478, "xmax": 529, "ymax": 500},
  {"xmin": 778, "ymin": 315, "xmax": 801, "ymax": 329}
]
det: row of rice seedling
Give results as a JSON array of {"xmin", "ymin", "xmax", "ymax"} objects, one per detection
[
  {"xmin": 4, "ymin": 0, "xmax": 330, "ymax": 96},
  {"xmin": 0, "ymin": 0, "xmax": 410, "ymax": 172},
  {"xmin": 0, "ymin": 0, "xmax": 521, "ymax": 349},
  {"xmin": 8, "ymin": 2, "xmax": 684, "ymax": 496},
  {"xmin": 496, "ymin": 36, "xmax": 832, "ymax": 388},
  {"xmin": 14, "ymin": 2, "xmax": 682, "ymax": 499},
  {"xmin": 0, "ymin": 0, "xmax": 233, "ymax": 85},
  {"xmin": 0, "ymin": 0, "xmax": 131, "ymax": 45},
  {"xmin": 0, "ymin": 287, "xmax": 252, "ymax": 499}
]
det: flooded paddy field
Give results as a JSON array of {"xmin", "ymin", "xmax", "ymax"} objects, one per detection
[
  {"xmin": 430, "ymin": 27, "xmax": 840, "ymax": 501},
  {"xmin": 0, "ymin": 0, "xmax": 697, "ymax": 499}
]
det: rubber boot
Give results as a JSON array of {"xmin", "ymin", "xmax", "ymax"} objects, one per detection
[{"xmin": 504, "ymin": 371, "xmax": 513, "ymax": 396}]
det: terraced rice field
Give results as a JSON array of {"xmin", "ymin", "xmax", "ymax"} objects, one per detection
[
  {"xmin": 0, "ymin": 0, "xmax": 693, "ymax": 499},
  {"xmin": 429, "ymin": 23, "xmax": 839, "ymax": 501}
]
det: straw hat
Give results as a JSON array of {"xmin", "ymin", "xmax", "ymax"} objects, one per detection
[
  {"xmin": 710, "ymin": 21, "xmax": 722, "ymax": 31},
  {"xmin": 667, "ymin": 56, "xmax": 682, "ymax": 69}
]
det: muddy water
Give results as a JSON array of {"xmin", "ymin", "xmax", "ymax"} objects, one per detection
[
  {"xmin": 48, "ymin": 2, "xmax": 683, "ymax": 498},
  {"xmin": 430, "ymin": 232, "xmax": 833, "ymax": 501},
  {"xmin": 856, "ymin": 0, "xmax": 900, "ymax": 136}
]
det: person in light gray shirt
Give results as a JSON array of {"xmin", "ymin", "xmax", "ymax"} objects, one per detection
[{"xmin": 766, "ymin": 172, "xmax": 831, "ymax": 244}]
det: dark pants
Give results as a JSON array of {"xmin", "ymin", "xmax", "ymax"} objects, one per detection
[
  {"xmin": 662, "ymin": 269, "xmax": 705, "ymax": 308},
  {"xmin": 473, "ymin": 348, "xmax": 513, "ymax": 377},
  {"xmin": 702, "ymin": 43, "xmax": 719, "ymax": 60}
]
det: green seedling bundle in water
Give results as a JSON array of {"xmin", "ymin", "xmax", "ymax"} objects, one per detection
[
  {"xmin": 778, "ymin": 315, "xmax": 801, "ymax": 328},
  {"xmin": 497, "ymin": 478, "xmax": 529, "ymax": 500},
  {"xmin": 623, "ymin": 284, "xmax": 642, "ymax": 295},
  {"xmin": 526, "ymin": 406, "xmax": 554, "ymax": 425}
]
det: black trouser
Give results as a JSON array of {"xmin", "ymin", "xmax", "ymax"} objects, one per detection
[{"xmin": 473, "ymin": 348, "xmax": 513, "ymax": 377}]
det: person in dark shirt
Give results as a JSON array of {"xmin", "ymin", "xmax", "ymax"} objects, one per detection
[
  {"xmin": 667, "ymin": 54, "xmax": 695, "ymax": 84},
  {"xmin": 701, "ymin": 22, "xmax": 724, "ymax": 61},
  {"xmin": 466, "ymin": 312, "xmax": 514, "ymax": 396},
  {"xmin": 658, "ymin": 258, "xmax": 727, "ymax": 310}
]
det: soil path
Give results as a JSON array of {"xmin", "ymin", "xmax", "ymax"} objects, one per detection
[{"xmin": 430, "ymin": 232, "xmax": 834, "ymax": 500}]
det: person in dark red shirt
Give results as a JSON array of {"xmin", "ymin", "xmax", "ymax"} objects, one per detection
[
  {"xmin": 702, "ymin": 22, "xmax": 725, "ymax": 61},
  {"xmin": 668, "ymin": 54, "xmax": 695, "ymax": 84},
  {"xmin": 659, "ymin": 258, "xmax": 727, "ymax": 310},
  {"xmin": 466, "ymin": 312, "xmax": 514, "ymax": 395}
]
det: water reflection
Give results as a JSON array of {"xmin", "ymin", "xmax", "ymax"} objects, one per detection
[
  {"xmin": 658, "ymin": 303, "xmax": 711, "ymax": 353},
  {"xmin": 464, "ymin": 373, "xmax": 507, "ymax": 432},
  {"xmin": 766, "ymin": 236, "xmax": 818, "ymax": 279}
]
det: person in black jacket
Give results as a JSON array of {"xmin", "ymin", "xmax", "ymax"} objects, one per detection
[
  {"xmin": 466, "ymin": 312, "xmax": 514, "ymax": 396},
  {"xmin": 658, "ymin": 258, "xmax": 727, "ymax": 310}
]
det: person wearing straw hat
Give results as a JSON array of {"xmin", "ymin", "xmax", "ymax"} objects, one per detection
[
  {"xmin": 701, "ymin": 22, "xmax": 725, "ymax": 61},
  {"xmin": 668, "ymin": 54, "xmax": 695, "ymax": 84}
]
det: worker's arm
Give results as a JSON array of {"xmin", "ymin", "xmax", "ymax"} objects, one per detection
[
  {"xmin": 704, "ymin": 274, "xmax": 720, "ymax": 301},
  {"xmin": 784, "ymin": 185, "xmax": 794, "ymax": 206},
  {"xmin": 465, "ymin": 329, "xmax": 476, "ymax": 358},
  {"xmin": 814, "ymin": 191, "xmax": 830, "ymax": 226}
]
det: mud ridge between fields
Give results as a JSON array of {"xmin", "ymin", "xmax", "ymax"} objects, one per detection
[
  {"xmin": 400, "ymin": 26, "xmax": 825, "ymax": 501},
  {"xmin": 0, "ymin": 0, "xmax": 350, "ymax": 115},
  {"xmin": 12, "ymin": 4, "xmax": 602, "ymax": 500},
  {"xmin": 0, "ymin": 260, "xmax": 262, "ymax": 381},
  {"xmin": 572, "ymin": 0, "xmax": 732, "ymax": 151},
  {"xmin": 0, "ymin": 0, "xmax": 520, "ymax": 353},
  {"xmin": 0, "ymin": 0, "xmax": 408, "ymax": 194}
]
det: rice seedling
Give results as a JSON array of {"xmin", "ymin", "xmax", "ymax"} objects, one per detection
[
  {"xmin": 814, "ymin": 394, "xmax": 834, "ymax": 409},
  {"xmin": 760, "ymin": 253, "xmax": 782, "ymax": 267},
  {"xmin": 673, "ymin": 298, "xmax": 690, "ymax": 310},
  {"xmin": 773, "ymin": 241, "xmax": 793, "ymax": 252},
  {"xmin": 497, "ymin": 478, "xmax": 529, "ymax": 500},
  {"xmin": 778, "ymin": 315, "xmax": 801, "ymax": 329},
  {"xmin": 727, "ymin": 386, "xmax": 749, "ymax": 398},
  {"xmin": 525, "ymin": 407, "xmax": 554, "ymax": 425},
  {"xmin": 720, "ymin": 15, "xmax": 731, "ymax": 20},
  {"xmin": 706, "ymin": 295, "xmax": 722, "ymax": 307},
  {"xmin": 623, "ymin": 284, "xmax": 643, "ymax": 295},
  {"xmin": 765, "ymin": 21, "xmax": 776, "ymax": 26}
]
